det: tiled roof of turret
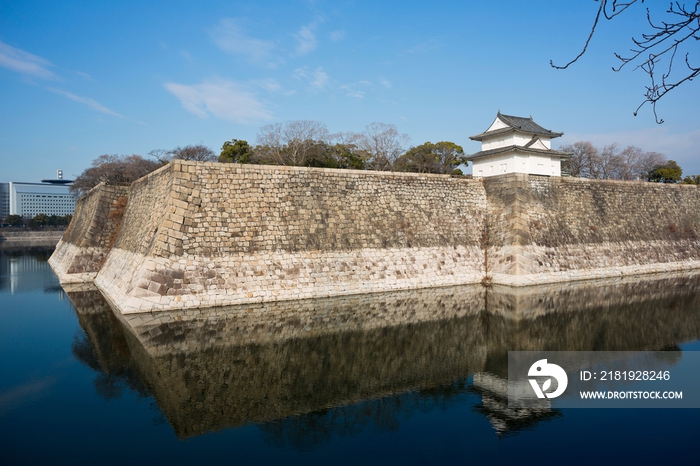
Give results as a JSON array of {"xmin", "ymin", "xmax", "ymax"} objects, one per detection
[
  {"xmin": 465, "ymin": 145, "xmax": 571, "ymax": 161},
  {"xmin": 469, "ymin": 112, "xmax": 563, "ymax": 141}
]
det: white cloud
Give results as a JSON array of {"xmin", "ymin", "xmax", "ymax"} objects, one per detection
[
  {"xmin": 46, "ymin": 87, "xmax": 124, "ymax": 117},
  {"xmin": 294, "ymin": 66, "xmax": 330, "ymax": 90},
  {"xmin": 379, "ymin": 77, "xmax": 392, "ymax": 89},
  {"xmin": 76, "ymin": 71, "xmax": 93, "ymax": 80},
  {"xmin": 0, "ymin": 40, "xmax": 57, "ymax": 79},
  {"xmin": 402, "ymin": 38, "xmax": 440, "ymax": 56},
  {"xmin": 311, "ymin": 67, "xmax": 329, "ymax": 89},
  {"xmin": 209, "ymin": 19, "xmax": 276, "ymax": 65},
  {"xmin": 294, "ymin": 25, "xmax": 318, "ymax": 55},
  {"xmin": 293, "ymin": 67, "xmax": 309, "ymax": 80},
  {"xmin": 340, "ymin": 85, "xmax": 364, "ymax": 99},
  {"xmin": 164, "ymin": 78, "xmax": 273, "ymax": 123},
  {"xmin": 329, "ymin": 30, "xmax": 345, "ymax": 41},
  {"xmin": 253, "ymin": 78, "xmax": 282, "ymax": 93},
  {"xmin": 0, "ymin": 376, "xmax": 58, "ymax": 415}
]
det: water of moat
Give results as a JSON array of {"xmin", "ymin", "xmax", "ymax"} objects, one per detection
[{"xmin": 2, "ymin": 248, "xmax": 700, "ymax": 465}]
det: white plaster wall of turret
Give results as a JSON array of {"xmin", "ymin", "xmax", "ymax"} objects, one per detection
[
  {"xmin": 472, "ymin": 153, "xmax": 561, "ymax": 178},
  {"xmin": 482, "ymin": 133, "xmax": 552, "ymax": 151}
]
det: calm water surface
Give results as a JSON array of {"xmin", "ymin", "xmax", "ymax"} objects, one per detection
[{"xmin": 1, "ymin": 248, "xmax": 699, "ymax": 465}]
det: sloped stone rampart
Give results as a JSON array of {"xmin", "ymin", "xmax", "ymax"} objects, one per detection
[
  {"xmin": 49, "ymin": 183, "xmax": 129, "ymax": 283},
  {"xmin": 483, "ymin": 174, "xmax": 700, "ymax": 285},
  {"xmin": 53, "ymin": 161, "xmax": 700, "ymax": 314},
  {"xmin": 95, "ymin": 161, "xmax": 488, "ymax": 313}
]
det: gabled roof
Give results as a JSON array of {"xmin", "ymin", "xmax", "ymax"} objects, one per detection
[
  {"xmin": 523, "ymin": 136, "xmax": 549, "ymax": 150},
  {"xmin": 469, "ymin": 112, "xmax": 563, "ymax": 141},
  {"xmin": 465, "ymin": 145, "xmax": 571, "ymax": 161}
]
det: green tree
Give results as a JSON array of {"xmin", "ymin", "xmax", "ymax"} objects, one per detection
[
  {"xmin": 219, "ymin": 139, "xmax": 253, "ymax": 164},
  {"xmin": 6, "ymin": 214, "xmax": 22, "ymax": 227},
  {"xmin": 29, "ymin": 214, "xmax": 49, "ymax": 229},
  {"xmin": 681, "ymin": 175, "xmax": 700, "ymax": 185},
  {"xmin": 394, "ymin": 141, "xmax": 465, "ymax": 174},
  {"xmin": 332, "ymin": 144, "xmax": 366, "ymax": 170},
  {"xmin": 302, "ymin": 142, "xmax": 367, "ymax": 169},
  {"xmin": 649, "ymin": 160, "xmax": 683, "ymax": 183}
]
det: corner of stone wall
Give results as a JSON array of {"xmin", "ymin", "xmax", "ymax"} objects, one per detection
[
  {"xmin": 49, "ymin": 183, "xmax": 130, "ymax": 284},
  {"xmin": 482, "ymin": 173, "xmax": 537, "ymax": 281}
]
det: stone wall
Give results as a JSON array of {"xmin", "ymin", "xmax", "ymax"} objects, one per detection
[
  {"xmin": 484, "ymin": 174, "xmax": 700, "ymax": 284},
  {"xmin": 95, "ymin": 161, "xmax": 488, "ymax": 313},
  {"xmin": 50, "ymin": 160, "xmax": 700, "ymax": 314},
  {"xmin": 49, "ymin": 183, "xmax": 129, "ymax": 283},
  {"xmin": 0, "ymin": 230, "xmax": 64, "ymax": 249}
]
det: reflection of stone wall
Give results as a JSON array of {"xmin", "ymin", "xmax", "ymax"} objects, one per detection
[
  {"xmin": 124, "ymin": 285, "xmax": 485, "ymax": 353},
  {"xmin": 68, "ymin": 286, "xmax": 133, "ymax": 373},
  {"xmin": 123, "ymin": 302, "xmax": 491, "ymax": 438},
  {"xmin": 99, "ymin": 273, "xmax": 700, "ymax": 438},
  {"xmin": 49, "ymin": 183, "xmax": 129, "ymax": 283},
  {"xmin": 484, "ymin": 174, "xmax": 700, "ymax": 284},
  {"xmin": 66, "ymin": 285, "xmax": 149, "ymax": 399},
  {"xmin": 96, "ymin": 161, "xmax": 487, "ymax": 313},
  {"xmin": 480, "ymin": 277, "xmax": 700, "ymax": 376}
]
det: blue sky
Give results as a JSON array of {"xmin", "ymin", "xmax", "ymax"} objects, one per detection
[{"xmin": 1, "ymin": 0, "xmax": 699, "ymax": 182}]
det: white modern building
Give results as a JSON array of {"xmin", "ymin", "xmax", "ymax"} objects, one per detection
[
  {"xmin": 1, "ymin": 170, "xmax": 76, "ymax": 220},
  {"xmin": 8, "ymin": 182, "xmax": 76, "ymax": 217},
  {"xmin": 467, "ymin": 112, "xmax": 570, "ymax": 177}
]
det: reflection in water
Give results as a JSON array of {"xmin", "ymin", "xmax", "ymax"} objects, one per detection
[
  {"xmin": 68, "ymin": 287, "xmax": 149, "ymax": 400},
  {"xmin": 64, "ymin": 272, "xmax": 700, "ymax": 442},
  {"xmin": 261, "ymin": 380, "xmax": 472, "ymax": 450},
  {"xmin": 471, "ymin": 372, "xmax": 562, "ymax": 437},
  {"xmin": 0, "ymin": 247, "xmax": 62, "ymax": 294}
]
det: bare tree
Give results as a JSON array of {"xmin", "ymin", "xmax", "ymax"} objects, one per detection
[
  {"xmin": 561, "ymin": 141, "xmax": 599, "ymax": 177},
  {"xmin": 149, "ymin": 145, "xmax": 217, "ymax": 164},
  {"xmin": 353, "ymin": 122, "xmax": 410, "ymax": 171},
  {"xmin": 560, "ymin": 141, "xmax": 668, "ymax": 180},
  {"xmin": 552, "ymin": 0, "xmax": 700, "ymax": 123},
  {"xmin": 248, "ymin": 120, "xmax": 409, "ymax": 170},
  {"xmin": 70, "ymin": 154, "xmax": 161, "ymax": 196},
  {"xmin": 170, "ymin": 144, "xmax": 217, "ymax": 162},
  {"xmin": 597, "ymin": 143, "xmax": 624, "ymax": 179},
  {"xmin": 617, "ymin": 145, "xmax": 644, "ymax": 180},
  {"xmin": 147, "ymin": 149, "xmax": 170, "ymax": 164},
  {"xmin": 636, "ymin": 150, "xmax": 667, "ymax": 180},
  {"xmin": 256, "ymin": 120, "xmax": 331, "ymax": 166}
]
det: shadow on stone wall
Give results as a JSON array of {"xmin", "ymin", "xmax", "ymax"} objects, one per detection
[{"xmin": 65, "ymin": 273, "xmax": 700, "ymax": 441}]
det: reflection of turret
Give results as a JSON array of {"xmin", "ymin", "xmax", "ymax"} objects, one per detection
[
  {"xmin": 64, "ymin": 272, "xmax": 700, "ymax": 442},
  {"xmin": 471, "ymin": 372, "xmax": 561, "ymax": 437}
]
